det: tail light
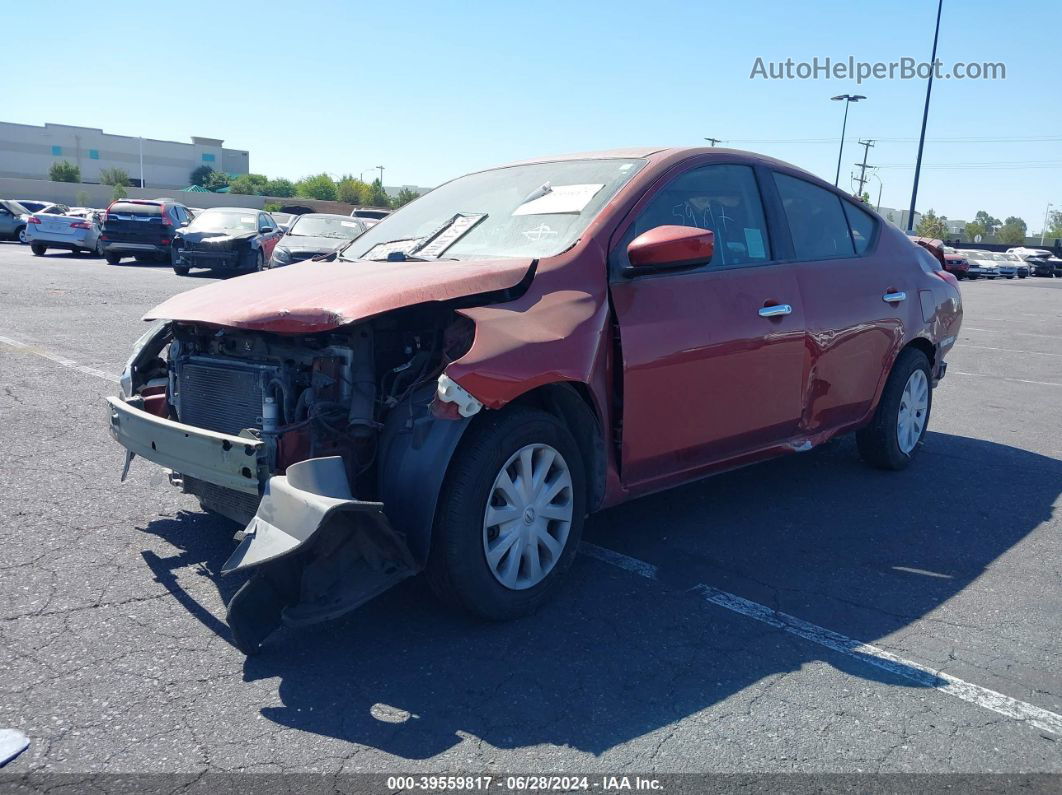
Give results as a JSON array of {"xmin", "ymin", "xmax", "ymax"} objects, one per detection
[
  {"xmin": 27, "ymin": 216, "xmax": 41, "ymax": 225},
  {"xmin": 160, "ymin": 208, "xmax": 173, "ymax": 227},
  {"xmin": 71, "ymin": 221, "xmax": 92, "ymax": 230}
]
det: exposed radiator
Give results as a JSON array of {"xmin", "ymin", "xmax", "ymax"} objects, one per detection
[{"xmin": 175, "ymin": 357, "xmax": 279, "ymax": 435}]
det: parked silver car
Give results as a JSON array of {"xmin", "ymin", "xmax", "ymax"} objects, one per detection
[
  {"xmin": 26, "ymin": 208, "xmax": 104, "ymax": 257},
  {"xmin": 0, "ymin": 199, "xmax": 31, "ymax": 242}
]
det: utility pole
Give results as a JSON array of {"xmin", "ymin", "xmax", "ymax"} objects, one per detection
[
  {"xmin": 704, "ymin": 137, "xmax": 722, "ymax": 147},
  {"xmin": 853, "ymin": 139, "xmax": 875, "ymax": 197},
  {"xmin": 139, "ymin": 136, "xmax": 145, "ymax": 190},
  {"xmin": 1041, "ymin": 202, "xmax": 1054, "ymax": 246},
  {"xmin": 907, "ymin": 0, "xmax": 944, "ymax": 231},
  {"xmin": 376, "ymin": 165, "xmax": 384, "ymax": 186}
]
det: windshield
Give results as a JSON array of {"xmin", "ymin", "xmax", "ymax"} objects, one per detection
[
  {"xmin": 341, "ymin": 158, "xmax": 646, "ymax": 261},
  {"xmin": 186, "ymin": 209, "xmax": 258, "ymax": 234},
  {"xmin": 288, "ymin": 215, "xmax": 365, "ymax": 240}
]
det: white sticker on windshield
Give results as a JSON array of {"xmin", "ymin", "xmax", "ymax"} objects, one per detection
[
  {"xmin": 341, "ymin": 221, "xmax": 359, "ymax": 227},
  {"xmin": 240, "ymin": 216, "xmax": 254, "ymax": 224},
  {"xmin": 513, "ymin": 184, "xmax": 604, "ymax": 216},
  {"xmin": 744, "ymin": 227, "xmax": 766, "ymax": 259}
]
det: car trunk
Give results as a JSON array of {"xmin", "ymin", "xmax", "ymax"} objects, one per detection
[{"xmin": 32, "ymin": 213, "xmax": 87, "ymax": 241}]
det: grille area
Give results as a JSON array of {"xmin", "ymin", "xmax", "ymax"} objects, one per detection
[{"xmin": 176, "ymin": 357, "xmax": 277, "ymax": 435}]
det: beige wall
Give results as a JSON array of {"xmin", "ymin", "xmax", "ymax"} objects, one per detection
[{"xmin": 0, "ymin": 177, "xmax": 263, "ymax": 209}]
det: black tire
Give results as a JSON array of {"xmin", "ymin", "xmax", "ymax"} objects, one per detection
[
  {"xmin": 426, "ymin": 406, "xmax": 586, "ymax": 621},
  {"xmin": 857, "ymin": 348, "xmax": 933, "ymax": 471},
  {"xmin": 94, "ymin": 239, "xmax": 105, "ymax": 258},
  {"xmin": 30, "ymin": 243, "xmax": 46, "ymax": 256},
  {"xmin": 134, "ymin": 255, "xmax": 152, "ymax": 264},
  {"xmin": 105, "ymin": 252, "xmax": 121, "ymax": 265},
  {"xmin": 173, "ymin": 265, "xmax": 190, "ymax": 276},
  {"xmin": 254, "ymin": 249, "xmax": 265, "ymax": 272},
  {"xmin": 15, "ymin": 226, "xmax": 27, "ymax": 244},
  {"xmin": 967, "ymin": 274, "xmax": 978, "ymax": 280}
]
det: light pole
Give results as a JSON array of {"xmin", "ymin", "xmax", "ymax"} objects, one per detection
[
  {"xmin": 139, "ymin": 136, "xmax": 145, "ymax": 190},
  {"xmin": 907, "ymin": 0, "xmax": 944, "ymax": 232},
  {"xmin": 376, "ymin": 165, "xmax": 384, "ymax": 186},
  {"xmin": 832, "ymin": 94, "xmax": 866, "ymax": 185},
  {"xmin": 1041, "ymin": 202, "xmax": 1054, "ymax": 245}
]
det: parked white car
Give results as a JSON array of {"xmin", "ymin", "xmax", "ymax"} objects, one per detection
[
  {"xmin": 963, "ymin": 250, "xmax": 999, "ymax": 279},
  {"xmin": 26, "ymin": 208, "xmax": 104, "ymax": 257}
]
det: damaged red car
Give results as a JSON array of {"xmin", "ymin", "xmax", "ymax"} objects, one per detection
[{"xmin": 108, "ymin": 147, "xmax": 962, "ymax": 653}]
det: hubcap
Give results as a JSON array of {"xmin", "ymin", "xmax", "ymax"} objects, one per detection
[
  {"xmin": 896, "ymin": 369, "xmax": 929, "ymax": 455},
  {"xmin": 482, "ymin": 443, "xmax": 573, "ymax": 590}
]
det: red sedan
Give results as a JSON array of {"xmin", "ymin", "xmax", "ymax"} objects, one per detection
[{"xmin": 108, "ymin": 147, "xmax": 963, "ymax": 652}]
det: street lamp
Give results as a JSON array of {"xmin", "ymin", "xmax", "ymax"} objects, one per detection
[
  {"xmin": 907, "ymin": 0, "xmax": 944, "ymax": 232},
  {"xmin": 1041, "ymin": 202, "xmax": 1054, "ymax": 246},
  {"xmin": 831, "ymin": 94, "xmax": 866, "ymax": 187},
  {"xmin": 376, "ymin": 165, "xmax": 385, "ymax": 186}
]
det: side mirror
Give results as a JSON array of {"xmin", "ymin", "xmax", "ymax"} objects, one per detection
[
  {"xmin": 626, "ymin": 225, "xmax": 714, "ymax": 275},
  {"xmin": 259, "ymin": 226, "xmax": 271, "ymax": 234}
]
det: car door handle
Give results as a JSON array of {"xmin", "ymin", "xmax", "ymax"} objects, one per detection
[
  {"xmin": 758, "ymin": 304, "xmax": 793, "ymax": 318},
  {"xmin": 882, "ymin": 291, "xmax": 907, "ymax": 303}
]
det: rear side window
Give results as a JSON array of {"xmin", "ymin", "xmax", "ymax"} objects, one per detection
[
  {"xmin": 843, "ymin": 201, "xmax": 877, "ymax": 254},
  {"xmin": 623, "ymin": 163, "xmax": 772, "ymax": 268},
  {"xmin": 773, "ymin": 173, "xmax": 855, "ymax": 260}
]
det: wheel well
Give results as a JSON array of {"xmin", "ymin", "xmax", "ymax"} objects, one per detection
[
  {"xmin": 903, "ymin": 337, "xmax": 935, "ymax": 369},
  {"xmin": 508, "ymin": 382, "xmax": 607, "ymax": 513}
]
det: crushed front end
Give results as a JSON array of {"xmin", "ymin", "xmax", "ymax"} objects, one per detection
[{"xmin": 109, "ymin": 307, "xmax": 479, "ymax": 652}]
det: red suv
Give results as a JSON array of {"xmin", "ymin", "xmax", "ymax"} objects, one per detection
[{"xmin": 107, "ymin": 147, "xmax": 963, "ymax": 652}]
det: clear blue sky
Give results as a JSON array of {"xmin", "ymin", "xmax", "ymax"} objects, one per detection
[{"xmin": 6, "ymin": 0, "xmax": 1060, "ymax": 231}]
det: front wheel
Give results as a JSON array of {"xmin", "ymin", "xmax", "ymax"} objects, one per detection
[
  {"xmin": 30, "ymin": 243, "xmax": 46, "ymax": 256},
  {"xmin": 427, "ymin": 407, "xmax": 586, "ymax": 620},
  {"xmin": 254, "ymin": 250, "xmax": 265, "ymax": 272},
  {"xmin": 857, "ymin": 348, "xmax": 932, "ymax": 471}
]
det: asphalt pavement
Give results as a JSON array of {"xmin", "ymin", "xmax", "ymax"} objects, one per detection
[{"xmin": 0, "ymin": 242, "xmax": 1059, "ymax": 775}]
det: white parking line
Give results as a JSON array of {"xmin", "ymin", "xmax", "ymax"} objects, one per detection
[
  {"xmin": 0, "ymin": 334, "xmax": 119, "ymax": 383},
  {"xmin": 962, "ymin": 327, "xmax": 1060, "ymax": 340},
  {"xmin": 949, "ymin": 370, "xmax": 1062, "ymax": 388},
  {"xmin": 581, "ymin": 542, "xmax": 1062, "ymax": 736},
  {"xmin": 959, "ymin": 344, "xmax": 1062, "ymax": 358}
]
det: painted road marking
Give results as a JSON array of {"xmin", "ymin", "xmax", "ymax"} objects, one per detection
[
  {"xmin": 581, "ymin": 542, "xmax": 1062, "ymax": 736},
  {"xmin": 950, "ymin": 370, "xmax": 1061, "ymax": 388},
  {"xmin": 959, "ymin": 344, "xmax": 1062, "ymax": 358},
  {"xmin": 0, "ymin": 334, "xmax": 119, "ymax": 383}
]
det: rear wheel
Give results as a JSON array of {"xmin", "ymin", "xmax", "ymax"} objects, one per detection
[
  {"xmin": 857, "ymin": 348, "xmax": 932, "ymax": 471},
  {"xmin": 94, "ymin": 238, "xmax": 105, "ymax": 258},
  {"xmin": 30, "ymin": 243, "xmax": 46, "ymax": 256},
  {"xmin": 173, "ymin": 265, "xmax": 190, "ymax": 276},
  {"xmin": 16, "ymin": 226, "xmax": 27, "ymax": 244},
  {"xmin": 426, "ymin": 407, "xmax": 586, "ymax": 620},
  {"xmin": 105, "ymin": 252, "xmax": 121, "ymax": 265},
  {"xmin": 134, "ymin": 255, "xmax": 152, "ymax": 264}
]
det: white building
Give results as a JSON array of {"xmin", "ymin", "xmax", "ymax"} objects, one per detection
[
  {"xmin": 0, "ymin": 121, "xmax": 249, "ymax": 189},
  {"xmin": 878, "ymin": 207, "xmax": 921, "ymax": 231}
]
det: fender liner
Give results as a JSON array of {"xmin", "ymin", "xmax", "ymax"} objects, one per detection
[{"xmin": 376, "ymin": 383, "xmax": 473, "ymax": 565}]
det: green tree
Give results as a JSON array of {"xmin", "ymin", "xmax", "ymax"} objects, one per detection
[
  {"xmin": 914, "ymin": 209, "xmax": 948, "ymax": 239},
  {"xmin": 295, "ymin": 173, "xmax": 337, "ymax": 201},
  {"xmin": 228, "ymin": 173, "xmax": 269, "ymax": 195},
  {"xmin": 964, "ymin": 221, "xmax": 985, "ymax": 241},
  {"xmin": 99, "ymin": 167, "xmax": 129, "ymax": 188},
  {"xmin": 112, "ymin": 184, "xmax": 128, "ymax": 200},
  {"xmin": 973, "ymin": 210, "xmax": 1001, "ymax": 237},
  {"xmin": 364, "ymin": 178, "xmax": 390, "ymax": 208},
  {"xmin": 1045, "ymin": 209, "xmax": 1062, "ymax": 240},
  {"xmin": 204, "ymin": 171, "xmax": 231, "ymax": 192},
  {"xmin": 75, "ymin": 190, "xmax": 90, "ymax": 207},
  {"xmin": 393, "ymin": 187, "xmax": 420, "ymax": 208},
  {"xmin": 859, "ymin": 191, "xmax": 871, "ymax": 204},
  {"xmin": 264, "ymin": 202, "xmax": 282, "ymax": 212},
  {"xmin": 997, "ymin": 216, "xmax": 1027, "ymax": 245},
  {"xmin": 336, "ymin": 175, "xmax": 369, "ymax": 205},
  {"xmin": 49, "ymin": 160, "xmax": 81, "ymax": 182},
  {"xmin": 190, "ymin": 165, "xmax": 215, "ymax": 187},
  {"xmin": 263, "ymin": 178, "xmax": 295, "ymax": 198}
]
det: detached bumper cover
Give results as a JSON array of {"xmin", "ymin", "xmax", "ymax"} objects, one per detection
[
  {"xmin": 179, "ymin": 249, "xmax": 242, "ymax": 269},
  {"xmin": 106, "ymin": 396, "xmax": 264, "ymax": 494}
]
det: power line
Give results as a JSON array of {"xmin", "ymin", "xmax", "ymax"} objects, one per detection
[{"xmin": 725, "ymin": 135, "xmax": 1062, "ymax": 144}]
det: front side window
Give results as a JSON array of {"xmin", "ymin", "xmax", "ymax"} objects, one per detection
[
  {"xmin": 619, "ymin": 163, "xmax": 772, "ymax": 269},
  {"xmin": 340, "ymin": 158, "xmax": 645, "ymax": 261},
  {"xmin": 774, "ymin": 173, "xmax": 856, "ymax": 260}
]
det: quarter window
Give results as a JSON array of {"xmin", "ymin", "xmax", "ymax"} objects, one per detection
[
  {"xmin": 623, "ymin": 164, "xmax": 772, "ymax": 268},
  {"xmin": 773, "ymin": 173, "xmax": 855, "ymax": 260},
  {"xmin": 843, "ymin": 200, "xmax": 877, "ymax": 254}
]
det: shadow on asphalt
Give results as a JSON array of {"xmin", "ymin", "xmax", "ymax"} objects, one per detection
[{"xmin": 138, "ymin": 431, "xmax": 1060, "ymax": 757}]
